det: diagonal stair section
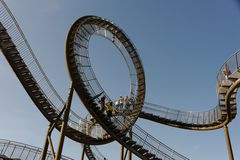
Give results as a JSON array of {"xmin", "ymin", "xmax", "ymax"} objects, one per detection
[{"xmin": 0, "ymin": 0, "xmax": 112, "ymax": 145}]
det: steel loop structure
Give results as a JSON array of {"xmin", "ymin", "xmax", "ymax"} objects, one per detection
[
  {"xmin": 65, "ymin": 16, "xmax": 190, "ymax": 160},
  {"xmin": 0, "ymin": 0, "xmax": 239, "ymax": 160},
  {"xmin": 65, "ymin": 15, "xmax": 146, "ymax": 133}
]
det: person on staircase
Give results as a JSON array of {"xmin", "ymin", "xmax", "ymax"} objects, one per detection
[
  {"xmin": 222, "ymin": 64, "xmax": 231, "ymax": 79},
  {"xmin": 221, "ymin": 64, "xmax": 232, "ymax": 87},
  {"xmin": 118, "ymin": 96, "xmax": 124, "ymax": 111},
  {"xmin": 106, "ymin": 101, "xmax": 113, "ymax": 120},
  {"xmin": 99, "ymin": 95, "xmax": 106, "ymax": 113}
]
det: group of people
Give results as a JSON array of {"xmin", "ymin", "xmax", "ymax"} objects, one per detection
[{"xmin": 98, "ymin": 95, "xmax": 134, "ymax": 119}]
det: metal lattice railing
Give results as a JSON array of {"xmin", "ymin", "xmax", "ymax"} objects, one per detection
[
  {"xmin": 142, "ymin": 102, "xmax": 221, "ymax": 125},
  {"xmin": 216, "ymin": 50, "xmax": 240, "ymax": 89},
  {"xmin": 70, "ymin": 20, "xmax": 144, "ymax": 132},
  {"xmin": 142, "ymin": 50, "xmax": 240, "ymax": 127},
  {"xmin": 0, "ymin": 139, "xmax": 73, "ymax": 160},
  {"xmin": 68, "ymin": 16, "xmax": 190, "ymax": 160}
]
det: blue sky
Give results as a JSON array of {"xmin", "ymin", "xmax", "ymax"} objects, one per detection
[{"xmin": 1, "ymin": 0, "xmax": 240, "ymax": 159}]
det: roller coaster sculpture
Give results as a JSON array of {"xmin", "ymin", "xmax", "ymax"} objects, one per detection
[{"xmin": 0, "ymin": 1, "xmax": 238, "ymax": 159}]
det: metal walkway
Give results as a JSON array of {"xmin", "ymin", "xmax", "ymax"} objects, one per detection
[{"xmin": 1, "ymin": 0, "xmax": 239, "ymax": 159}]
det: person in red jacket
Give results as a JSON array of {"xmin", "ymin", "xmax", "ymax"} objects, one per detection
[{"xmin": 99, "ymin": 95, "xmax": 106, "ymax": 112}]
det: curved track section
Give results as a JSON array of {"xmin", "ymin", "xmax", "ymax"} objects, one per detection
[
  {"xmin": 0, "ymin": 0, "xmax": 112, "ymax": 145},
  {"xmin": 66, "ymin": 15, "xmax": 146, "ymax": 131},
  {"xmin": 0, "ymin": 2, "xmax": 189, "ymax": 159},
  {"xmin": 66, "ymin": 16, "xmax": 189, "ymax": 160},
  {"xmin": 0, "ymin": 139, "xmax": 73, "ymax": 160},
  {"xmin": 80, "ymin": 49, "xmax": 240, "ymax": 160},
  {"xmin": 140, "ymin": 51, "xmax": 239, "ymax": 130}
]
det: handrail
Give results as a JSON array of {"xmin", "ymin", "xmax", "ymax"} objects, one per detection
[
  {"xmin": 0, "ymin": 139, "xmax": 73, "ymax": 160},
  {"xmin": 141, "ymin": 51, "xmax": 240, "ymax": 130},
  {"xmin": 142, "ymin": 102, "xmax": 220, "ymax": 126}
]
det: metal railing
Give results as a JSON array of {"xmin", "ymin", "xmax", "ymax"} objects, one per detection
[
  {"xmin": 73, "ymin": 23, "xmax": 141, "ymax": 130},
  {"xmin": 142, "ymin": 102, "xmax": 221, "ymax": 125},
  {"xmin": 0, "ymin": 139, "xmax": 73, "ymax": 160},
  {"xmin": 216, "ymin": 50, "xmax": 240, "ymax": 90},
  {"xmin": 0, "ymin": 0, "xmax": 106, "ymax": 140},
  {"xmin": 69, "ymin": 17, "xmax": 189, "ymax": 159},
  {"xmin": 132, "ymin": 122, "xmax": 189, "ymax": 160},
  {"xmin": 142, "ymin": 50, "xmax": 240, "ymax": 128}
]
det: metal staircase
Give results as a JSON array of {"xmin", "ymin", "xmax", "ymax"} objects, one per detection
[
  {"xmin": 0, "ymin": 0, "xmax": 112, "ymax": 145},
  {"xmin": 0, "ymin": 22, "xmax": 108, "ymax": 145},
  {"xmin": 140, "ymin": 55, "xmax": 240, "ymax": 131},
  {"xmin": 66, "ymin": 16, "xmax": 190, "ymax": 160}
]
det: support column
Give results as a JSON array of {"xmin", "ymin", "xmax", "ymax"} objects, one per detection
[
  {"xmin": 40, "ymin": 124, "xmax": 52, "ymax": 160},
  {"xmin": 120, "ymin": 145, "xmax": 124, "ymax": 160},
  {"xmin": 55, "ymin": 82, "xmax": 74, "ymax": 160},
  {"xmin": 128, "ymin": 130, "xmax": 132, "ymax": 160},
  {"xmin": 223, "ymin": 125, "xmax": 234, "ymax": 160},
  {"xmin": 81, "ymin": 145, "xmax": 85, "ymax": 160}
]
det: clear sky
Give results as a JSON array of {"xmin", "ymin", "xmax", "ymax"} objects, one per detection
[{"xmin": 0, "ymin": 0, "xmax": 240, "ymax": 160}]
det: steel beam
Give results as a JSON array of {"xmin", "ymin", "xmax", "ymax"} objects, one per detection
[
  {"xmin": 224, "ymin": 125, "xmax": 234, "ymax": 160},
  {"xmin": 55, "ymin": 82, "xmax": 74, "ymax": 160}
]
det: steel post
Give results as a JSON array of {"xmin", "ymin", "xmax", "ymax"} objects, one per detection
[
  {"xmin": 81, "ymin": 146, "xmax": 85, "ymax": 160},
  {"xmin": 128, "ymin": 130, "xmax": 132, "ymax": 160},
  {"xmin": 55, "ymin": 82, "xmax": 74, "ymax": 160},
  {"xmin": 224, "ymin": 125, "xmax": 234, "ymax": 160},
  {"xmin": 120, "ymin": 145, "xmax": 124, "ymax": 160},
  {"xmin": 40, "ymin": 123, "xmax": 52, "ymax": 160}
]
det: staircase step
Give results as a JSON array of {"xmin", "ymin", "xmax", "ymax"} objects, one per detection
[
  {"xmin": 108, "ymin": 125, "xmax": 117, "ymax": 130},
  {"xmin": 151, "ymin": 157, "xmax": 162, "ymax": 160},
  {"xmin": 50, "ymin": 114, "xmax": 59, "ymax": 120},
  {"xmin": 138, "ymin": 148, "xmax": 148, "ymax": 154},
  {"xmin": 145, "ymin": 152, "xmax": 155, "ymax": 159},
  {"xmin": 228, "ymin": 71, "xmax": 240, "ymax": 80},
  {"xmin": 19, "ymin": 69, "xmax": 29, "ymax": 75},
  {"xmin": 104, "ymin": 119, "xmax": 112, "ymax": 126},
  {"xmin": 219, "ymin": 96, "xmax": 235, "ymax": 101},
  {"xmin": 221, "ymin": 111, "xmax": 227, "ymax": 115},
  {"xmin": 231, "ymin": 105, "xmax": 237, "ymax": 110},
  {"xmin": 15, "ymin": 62, "xmax": 26, "ymax": 68},
  {"xmin": 12, "ymin": 56, "xmax": 22, "ymax": 61},
  {"xmin": 115, "ymin": 132, "xmax": 125, "ymax": 138},
  {"xmin": 0, "ymin": 32, "xmax": 10, "ymax": 40},
  {"xmin": 219, "ymin": 101, "xmax": 236, "ymax": 106},
  {"xmin": 221, "ymin": 79, "xmax": 233, "ymax": 87},
  {"xmin": 0, "ymin": 39, "xmax": 15, "ymax": 49},
  {"xmin": 218, "ymin": 87, "xmax": 228, "ymax": 94},
  {"xmin": 121, "ymin": 136, "xmax": 131, "ymax": 142},
  {"xmin": 8, "ymin": 50, "xmax": 19, "ymax": 57},
  {"xmin": 29, "ymin": 85, "xmax": 39, "ymax": 91},
  {"xmin": 112, "ymin": 128, "xmax": 120, "ymax": 134},
  {"xmin": 231, "ymin": 110, "xmax": 237, "ymax": 114},
  {"xmin": 0, "ymin": 23, "xmax": 6, "ymax": 31},
  {"xmin": 132, "ymin": 144, "xmax": 143, "ymax": 150},
  {"xmin": 126, "ymin": 140, "xmax": 136, "ymax": 146}
]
